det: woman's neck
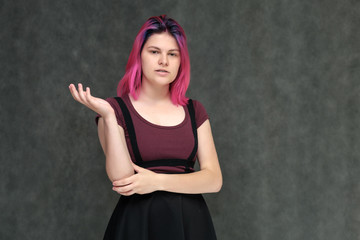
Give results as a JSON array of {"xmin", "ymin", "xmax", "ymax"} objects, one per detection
[{"xmin": 137, "ymin": 80, "xmax": 171, "ymax": 104}]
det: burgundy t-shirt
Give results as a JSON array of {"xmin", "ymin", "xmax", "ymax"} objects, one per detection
[{"xmin": 95, "ymin": 94, "xmax": 209, "ymax": 173}]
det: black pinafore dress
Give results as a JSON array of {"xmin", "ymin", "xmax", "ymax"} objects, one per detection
[{"xmin": 103, "ymin": 97, "xmax": 217, "ymax": 240}]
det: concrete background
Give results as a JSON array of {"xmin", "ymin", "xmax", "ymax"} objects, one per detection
[{"xmin": 1, "ymin": 0, "xmax": 360, "ymax": 239}]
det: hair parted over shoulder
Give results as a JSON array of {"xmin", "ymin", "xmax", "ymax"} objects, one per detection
[{"xmin": 117, "ymin": 15, "xmax": 190, "ymax": 106}]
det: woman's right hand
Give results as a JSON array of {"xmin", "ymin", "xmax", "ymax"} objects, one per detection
[{"xmin": 69, "ymin": 83, "xmax": 115, "ymax": 119}]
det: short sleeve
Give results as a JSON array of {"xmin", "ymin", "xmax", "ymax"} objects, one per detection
[
  {"xmin": 192, "ymin": 99, "xmax": 209, "ymax": 128},
  {"xmin": 95, "ymin": 97, "xmax": 126, "ymax": 128}
]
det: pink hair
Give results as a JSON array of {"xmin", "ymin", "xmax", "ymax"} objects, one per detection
[{"xmin": 117, "ymin": 15, "xmax": 190, "ymax": 106}]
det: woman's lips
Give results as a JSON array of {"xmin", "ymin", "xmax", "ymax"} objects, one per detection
[{"xmin": 155, "ymin": 70, "xmax": 169, "ymax": 76}]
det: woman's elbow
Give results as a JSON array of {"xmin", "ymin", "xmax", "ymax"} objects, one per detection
[
  {"xmin": 210, "ymin": 170, "xmax": 222, "ymax": 193},
  {"xmin": 105, "ymin": 159, "xmax": 134, "ymax": 182},
  {"xmin": 106, "ymin": 169, "xmax": 134, "ymax": 183},
  {"xmin": 214, "ymin": 175, "xmax": 223, "ymax": 192}
]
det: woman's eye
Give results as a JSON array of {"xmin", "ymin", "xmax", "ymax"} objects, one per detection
[
  {"xmin": 151, "ymin": 51, "xmax": 159, "ymax": 54},
  {"xmin": 169, "ymin": 53, "xmax": 177, "ymax": 57}
]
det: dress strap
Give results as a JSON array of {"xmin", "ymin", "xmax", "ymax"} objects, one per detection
[
  {"xmin": 114, "ymin": 97, "xmax": 197, "ymax": 173},
  {"xmin": 114, "ymin": 97, "xmax": 143, "ymax": 163},
  {"xmin": 186, "ymin": 99, "xmax": 198, "ymax": 161},
  {"xmin": 136, "ymin": 158, "xmax": 194, "ymax": 168}
]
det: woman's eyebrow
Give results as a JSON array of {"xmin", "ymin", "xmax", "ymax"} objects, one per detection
[{"xmin": 147, "ymin": 46, "xmax": 179, "ymax": 51}]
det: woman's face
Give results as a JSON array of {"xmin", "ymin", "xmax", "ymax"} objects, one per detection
[{"xmin": 141, "ymin": 32, "xmax": 181, "ymax": 88}]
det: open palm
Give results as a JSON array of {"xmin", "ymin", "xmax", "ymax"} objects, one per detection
[{"xmin": 69, "ymin": 83, "xmax": 114, "ymax": 118}]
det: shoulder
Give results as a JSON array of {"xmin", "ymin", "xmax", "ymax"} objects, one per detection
[
  {"xmin": 190, "ymin": 99, "xmax": 206, "ymax": 110},
  {"xmin": 95, "ymin": 97, "xmax": 126, "ymax": 128},
  {"xmin": 188, "ymin": 98, "xmax": 209, "ymax": 128},
  {"xmin": 103, "ymin": 97, "xmax": 122, "ymax": 117}
]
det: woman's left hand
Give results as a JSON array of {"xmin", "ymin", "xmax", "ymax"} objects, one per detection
[{"xmin": 112, "ymin": 163, "xmax": 160, "ymax": 196}]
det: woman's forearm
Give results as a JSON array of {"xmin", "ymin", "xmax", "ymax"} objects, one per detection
[
  {"xmin": 156, "ymin": 168, "xmax": 222, "ymax": 194},
  {"xmin": 102, "ymin": 115, "xmax": 134, "ymax": 182},
  {"xmin": 69, "ymin": 83, "xmax": 134, "ymax": 181}
]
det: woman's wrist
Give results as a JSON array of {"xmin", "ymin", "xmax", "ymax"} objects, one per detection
[{"xmin": 155, "ymin": 173, "xmax": 165, "ymax": 191}]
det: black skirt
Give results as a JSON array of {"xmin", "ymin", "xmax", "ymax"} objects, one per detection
[{"xmin": 103, "ymin": 191, "xmax": 217, "ymax": 240}]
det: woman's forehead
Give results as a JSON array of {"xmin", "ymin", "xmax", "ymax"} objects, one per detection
[{"xmin": 144, "ymin": 32, "xmax": 179, "ymax": 50}]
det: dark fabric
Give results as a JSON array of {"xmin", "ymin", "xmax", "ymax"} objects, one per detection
[
  {"xmin": 103, "ymin": 192, "xmax": 217, "ymax": 240},
  {"xmin": 95, "ymin": 95, "xmax": 209, "ymax": 129},
  {"xmin": 113, "ymin": 96, "xmax": 143, "ymax": 162},
  {"xmin": 185, "ymin": 99, "xmax": 198, "ymax": 169},
  {"xmin": 95, "ymin": 94, "xmax": 209, "ymax": 173},
  {"xmin": 101, "ymin": 96, "xmax": 217, "ymax": 239},
  {"xmin": 114, "ymin": 97, "xmax": 197, "ymax": 173}
]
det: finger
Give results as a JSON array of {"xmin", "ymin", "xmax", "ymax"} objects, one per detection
[
  {"xmin": 78, "ymin": 83, "xmax": 87, "ymax": 103},
  {"xmin": 113, "ymin": 184, "xmax": 133, "ymax": 193},
  {"xmin": 132, "ymin": 163, "xmax": 146, "ymax": 172},
  {"xmin": 85, "ymin": 86, "xmax": 93, "ymax": 103},
  {"xmin": 85, "ymin": 87, "xmax": 98, "ymax": 109},
  {"xmin": 69, "ymin": 84, "xmax": 82, "ymax": 102},
  {"xmin": 113, "ymin": 175, "xmax": 136, "ymax": 187},
  {"xmin": 119, "ymin": 190, "xmax": 135, "ymax": 196}
]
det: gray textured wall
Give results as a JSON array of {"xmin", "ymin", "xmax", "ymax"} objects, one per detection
[{"xmin": 1, "ymin": 0, "xmax": 360, "ymax": 239}]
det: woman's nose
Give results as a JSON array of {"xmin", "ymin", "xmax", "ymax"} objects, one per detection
[{"xmin": 158, "ymin": 54, "xmax": 168, "ymax": 66}]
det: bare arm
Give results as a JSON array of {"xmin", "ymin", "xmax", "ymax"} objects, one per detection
[
  {"xmin": 68, "ymin": 83, "xmax": 134, "ymax": 182},
  {"xmin": 112, "ymin": 119, "xmax": 222, "ymax": 195},
  {"xmin": 156, "ymin": 119, "xmax": 222, "ymax": 193},
  {"xmin": 98, "ymin": 116, "xmax": 134, "ymax": 182}
]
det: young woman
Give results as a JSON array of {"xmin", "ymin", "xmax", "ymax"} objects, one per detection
[{"xmin": 69, "ymin": 15, "xmax": 222, "ymax": 240}]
